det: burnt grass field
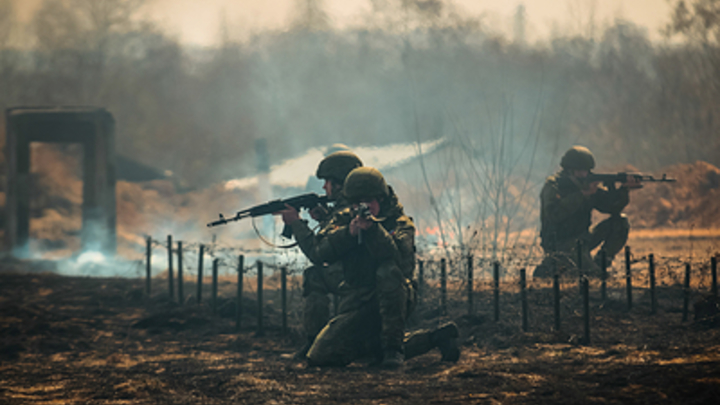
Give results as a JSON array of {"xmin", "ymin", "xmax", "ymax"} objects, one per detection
[{"xmin": 1, "ymin": 252, "xmax": 720, "ymax": 405}]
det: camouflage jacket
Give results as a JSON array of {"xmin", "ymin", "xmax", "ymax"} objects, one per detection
[
  {"xmin": 292, "ymin": 188, "xmax": 416, "ymax": 291},
  {"xmin": 290, "ymin": 195, "xmax": 353, "ymax": 266},
  {"xmin": 540, "ymin": 170, "xmax": 629, "ymax": 247}
]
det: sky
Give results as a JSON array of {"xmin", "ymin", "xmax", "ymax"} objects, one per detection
[{"xmin": 12, "ymin": 0, "xmax": 674, "ymax": 46}]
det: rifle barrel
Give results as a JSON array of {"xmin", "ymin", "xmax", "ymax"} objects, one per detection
[{"xmin": 207, "ymin": 193, "xmax": 327, "ymax": 227}]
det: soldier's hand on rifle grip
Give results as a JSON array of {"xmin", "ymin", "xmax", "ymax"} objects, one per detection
[
  {"xmin": 277, "ymin": 204, "xmax": 300, "ymax": 225},
  {"xmin": 309, "ymin": 204, "xmax": 328, "ymax": 222},
  {"xmin": 356, "ymin": 215, "xmax": 374, "ymax": 230},
  {"xmin": 349, "ymin": 217, "xmax": 360, "ymax": 236},
  {"xmin": 349, "ymin": 213, "xmax": 373, "ymax": 236}
]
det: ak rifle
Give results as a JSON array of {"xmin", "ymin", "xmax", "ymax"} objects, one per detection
[
  {"xmin": 207, "ymin": 193, "xmax": 329, "ymax": 238},
  {"xmin": 586, "ymin": 172, "xmax": 676, "ymax": 188},
  {"xmin": 352, "ymin": 202, "xmax": 371, "ymax": 244}
]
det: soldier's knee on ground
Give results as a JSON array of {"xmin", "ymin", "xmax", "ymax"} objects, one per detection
[
  {"xmin": 303, "ymin": 291, "xmax": 331, "ymax": 339},
  {"xmin": 306, "ymin": 313, "xmax": 358, "ymax": 367}
]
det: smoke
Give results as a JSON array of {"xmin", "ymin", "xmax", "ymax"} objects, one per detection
[{"xmin": 1, "ymin": 0, "xmax": 718, "ymax": 272}]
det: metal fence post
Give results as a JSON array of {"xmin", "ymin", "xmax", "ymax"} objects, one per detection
[
  {"xmin": 197, "ymin": 244, "xmax": 204, "ymax": 304},
  {"xmin": 212, "ymin": 258, "xmax": 218, "ymax": 315},
  {"xmin": 257, "ymin": 261, "xmax": 264, "ymax": 337},
  {"xmin": 145, "ymin": 236, "xmax": 152, "ymax": 296},
  {"xmin": 167, "ymin": 235, "xmax": 174, "ymax": 301},
  {"xmin": 493, "ymin": 261, "xmax": 500, "ymax": 322},
  {"xmin": 236, "ymin": 255, "xmax": 244, "ymax": 331},
  {"xmin": 177, "ymin": 241, "xmax": 184, "ymax": 305},
  {"xmin": 649, "ymin": 253, "xmax": 656, "ymax": 315},
  {"xmin": 625, "ymin": 246, "xmax": 632, "ymax": 311},
  {"xmin": 582, "ymin": 277, "xmax": 590, "ymax": 345},
  {"xmin": 683, "ymin": 263, "xmax": 691, "ymax": 322},
  {"xmin": 467, "ymin": 255, "xmax": 474, "ymax": 315},
  {"xmin": 520, "ymin": 268, "xmax": 528, "ymax": 332}
]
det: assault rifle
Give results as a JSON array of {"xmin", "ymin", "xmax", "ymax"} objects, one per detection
[
  {"xmin": 352, "ymin": 202, "xmax": 371, "ymax": 244},
  {"xmin": 585, "ymin": 172, "xmax": 676, "ymax": 189},
  {"xmin": 207, "ymin": 193, "xmax": 329, "ymax": 238}
]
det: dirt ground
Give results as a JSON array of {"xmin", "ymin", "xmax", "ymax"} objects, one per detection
[{"xmin": 1, "ymin": 254, "xmax": 719, "ymax": 405}]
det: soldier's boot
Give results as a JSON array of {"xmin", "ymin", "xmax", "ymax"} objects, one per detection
[
  {"xmin": 381, "ymin": 349, "xmax": 405, "ymax": 369},
  {"xmin": 403, "ymin": 322, "xmax": 460, "ymax": 362},
  {"xmin": 294, "ymin": 291, "xmax": 330, "ymax": 360},
  {"xmin": 431, "ymin": 322, "xmax": 460, "ymax": 362}
]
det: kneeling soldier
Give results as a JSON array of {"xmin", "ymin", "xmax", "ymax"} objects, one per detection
[{"xmin": 302, "ymin": 167, "xmax": 460, "ymax": 368}]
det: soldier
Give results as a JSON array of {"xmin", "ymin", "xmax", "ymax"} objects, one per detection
[
  {"xmin": 278, "ymin": 151, "xmax": 362, "ymax": 359},
  {"xmin": 534, "ymin": 146, "xmax": 641, "ymax": 278},
  {"xmin": 296, "ymin": 167, "xmax": 459, "ymax": 368}
]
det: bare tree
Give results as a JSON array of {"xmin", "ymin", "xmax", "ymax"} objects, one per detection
[
  {"xmin": 291, "ymin": 0, "xmax": 330, "ymax": 31},
  {"xmin": 33, "ymin": 0, "xmax": 148, "ymax": 50}
]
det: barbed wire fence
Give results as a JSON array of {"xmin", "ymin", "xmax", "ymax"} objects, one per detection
[{"xmin": 139, "ymin": 234, "xmax": 719, "ymax": 343}]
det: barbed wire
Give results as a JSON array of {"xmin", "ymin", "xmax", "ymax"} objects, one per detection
[{"xmin": 141, "ymin": 234, "xmax": 718, "ymax": 296}]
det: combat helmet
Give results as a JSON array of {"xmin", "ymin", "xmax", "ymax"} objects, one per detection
[
  {"xmin": 316, "ymin": 151, "xmax": 363, "ymax": 184},
  {"xmin": 343, "ymin": 167, "xmax": 389, "ymax": 203},
  {"xmin": 560, "ymin": 146, "xmax": 595, "ymax": 171}
]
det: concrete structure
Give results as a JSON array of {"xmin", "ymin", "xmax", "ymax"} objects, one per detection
[{"xmin": 4, "ymin": 107, "xmax": 116, "ymax": 257}]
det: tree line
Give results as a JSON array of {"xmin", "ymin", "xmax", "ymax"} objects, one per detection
[{"xmin": 0, "ymin": 0, "xmax": 717, "ymax": 189}]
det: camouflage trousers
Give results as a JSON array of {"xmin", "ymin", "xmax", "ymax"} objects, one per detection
[
  {"xmin": 306, "ymin": 282, "xmax": 418, "ymax": 366},
  {"xmin": 376, "ymin": 261, "xmax": 414, "ymax": 353},
  {"xmin": 302, "ymin": 263, "xmax": 344, "ymax": 342},
  {"xmin": 535, "ymin": 214, "xmax": 630, "ymax": 278}
]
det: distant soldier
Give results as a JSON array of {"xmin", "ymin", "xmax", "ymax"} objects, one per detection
[
  {"xmin": 278, "ymin": 151, "xmax": 362, "ymax": 359},
  {"xmin": 534, "ymin": 146, "xmax": 642, "ymax": 278},
  {"xmin": 298, "ymin": 167, "xmax": 459, "ymax": 368}
]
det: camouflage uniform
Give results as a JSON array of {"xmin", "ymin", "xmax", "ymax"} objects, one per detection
[
  {"xmin": 302, "ymin": 171, "xmax": 416, "ymax": 366},
  {"xmin": 290, "ymin": 151, "xmax": 362, "ymax": 350},
  {"xmin": 535, "ymin": 147, "xmax": 630, "ymax": 278},
  {"xmin": 300, "ymin": 167, "xmax": 460, "ymax": 367}
]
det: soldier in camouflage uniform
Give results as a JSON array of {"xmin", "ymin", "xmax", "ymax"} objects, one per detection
[
  {"xmin": 278, "ymin": 151, "xmax": 362, "ymax": 358},
  {"xmin": 534, "ymin": 146, "xmax": 641, "ymax": 278},
  {"xmin": 298, "ymin": 167, "xmax": 460, "ymax": 368}
]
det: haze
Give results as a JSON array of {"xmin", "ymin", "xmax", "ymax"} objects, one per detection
[{"xmin": 12, "ymin": 0, "xmax": 671, "ymax": 46}]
